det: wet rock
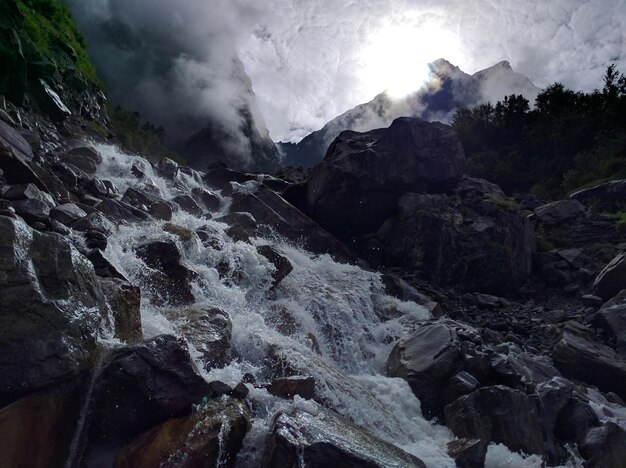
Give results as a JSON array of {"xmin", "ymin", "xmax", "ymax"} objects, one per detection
[
  {"xmin": 50, "ymin": 203, "xmax": 87, "ymax": 226},
  {"xmin": 579, "ymin": 422, "xmax": 626, "ymax": 468},
  {"xmin": 58, "ymin": 146, "xmax": 102, "ymax": 175},
  {"xmin": 96, "ymin": 198, "xmax": 151, "ymax": 223},
  {"xmin": 229, "ymin": 181, "xmax": 353, "ymax": 261},
  {"xmin": 203, "ymin": 166, "xmax": 256, "ymax": 190},
  {"xmin": 257, "ymin": 245, "xmax": 293, "ymax": 286},
  {"xmin": 136, "ymin": 240, "xmax": 198, "ymax": 306},
  {"xmin": 534, "ymin": 200, "xmax": 586, "ymax": 225},
  {"xmin": 442, "ymin": 372, "xmax": 479, "ymax": 406},
  {"xmin": 593, "ymin": 290, "xmax": 626, "ymax": 356},
  {"xmin": 72, "ymin": 210, "xmax": 115, "ymax": 234},
  {"xmin": 164, "ymin": 306, "xmax": 232, "ymax": 370},
  {"xmin": 122, "ymin": 187, "xmax": 173, "ymax": 221},
  {"xmin": 0, "ymin": 216, "xmax": 105, "ymax": 399},
  {"xmin": 99, "ymin": 278, "xmax": 143, "ymax": 344},
  {"xmin": 86, "ymin": 250, "xmax": 126, "ymax": 280},
  {"xmin": 84, "ymin": 229, "xmax": 108, "ymax": 251},
  {"xmin": 114, "ymin": 398, "xmax": 251, "ymax": 468},
  {"xmin": 268, "ymin": 376, "xmax": 315, "ymax": 399},
  {"xmin": 447, "ymin": 438, "xmax": 485, "ymax": 468},
  {"xmin": 551, "ymin": 322, "xmax": 626, "ymax": 400},
  {"xmin": 163, "ymin": 222, "xmax": 194, "ymax": 241},
  {"xmin": 593, "ymin": 253, "xmax": 626, "ymax": 301},
  {"xmin": 217, "ymin": 211, "xmax": 259, "ymax": 242},
  {"xmin": 0, "ymin": 120, "xmax": 33, "ymax": 162},
  {"xmin": 84, "ymin": 335, "xmax": 211, "ymax": 465},
  {"xmin": 264, "ymin": 406, "xmax": 426, "ymax": 468},
  {"xmin": 444, "ymin": 386, "xmax": 545, "ymax": 458},
  {"xmin": 386, "ymin": 320, "xmax": 475, "ymax": 418},
  {"xmin": 172, "ymin": 194, "xmax": 203, "ymax": 216},
  {"xmin": 554, "ymin": 398, "xmax": 600, "ymax": 444},
  {"xmin": 10, "ymin": 198, "xmax": 50, "ymax": 223},
  {"xmin": 191, "ymin": 187, "xmax": 220, "ymax": 211},
  {"xmin": 535, "ymin": 377, "xmax": 576, "ymax": 462},
  {"xmin": 0, "ymin": 379, "xmax": 84, "ymax": 467},
  {"xmin": 155, "ymin": 157, "xmax": 179, "ymax": 179},
  {"xmin": 304, "ymin": 118, "xmax": 464, "ymax": 239}
]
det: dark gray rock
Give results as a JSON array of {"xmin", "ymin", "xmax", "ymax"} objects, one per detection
[
  {"xmin": 386, "ymin": 320, "xmax": 476, "ymax": 418},
  {"xmin": 96, "ymin": 198, "xmax": 151, "ymax": 223},
  {"xmin": 0, "ymin": 216, "xmax": 104, "ymax": 399},
  {"xmin": 579, "ymin": 422, "xmax": 626, "ymax": 468},
  {"xmin": 442, "ymin": 372, "xmax": 479, "ymax": 406},
  {"xmin": 444, "ymin": 385, "xmax": 546, "ymax": 458},
  {"xmin": 164, "ymin": 306, "xmax": 232, "ymax": 370},
  {"xmin": 447, "ymin": 438, "xmax": 485, "ymax": 468},
  {"xmin": 268, "ymin": 376, "xmax": 315, "ymax": 399},
  {"xmin": 534, "ymin": 200, "xmax": 586, "ymax": 225},
  {"xmin": 191, "ymin": 187, "xmax": 220, "ymax": 211},
  {"xmin": 593, "ymin": 290, "xmax": 626, "ymax": 356},
  {"xmin": 0, "ymin": 120, "xmax": 33, "ymax": 161},
  {"xmin": 554, "ymin": 398, "xmax": 600, "ymax": 444},
  {"xmin": 593, "ymin": 253, "xmax": 626, "ymax": 301},
  {"xmin": 50, "ymin": 203, "xmax": 87, "ymax": 226},
  {"xmin": 136, "ymin": 240, "xmax": 198, "ymax": 306},
  {"xmin": 172, "ymin": 194, "xmax": 203, "ymax": 216},
  {"xmin": 570, "ymin": 179, "xmax": 626, "ymax": 212},
  {"xmin": 114, "ymin": 398, "xmax": 250, "ymax": 468},
  {"xmin": 264, "ymin": 406, "xmax": 426, "ymax": 467},
  {"xmin": 257, "ymin": 245, "xmax": 293, "ymax": 286},
  {"xmin": 57, "ymin": 146, "xmax": 102, "ymax": 175},
  {"xmin": 83, "ymin": 335, "xmax": 211, "ymax": 466},
  {"xmin": 304, "ymin": 118, "xmax": 465, "ymax": 239},
  {"xmin": 228, "ymin": 182, "xmax": 354, "ymax": 262},
  {"xmin": 155, "ymin": 157, "xmax": 179, "ymax": 179},
  {"xmin": 551, "ymin": 322, "xmax": 626, "ymax": 400},
  {"xmin": 122, "ymin": 187, "xmax": 172, "ymax": 221},
  {"xmin": 99, "ymin": 277, "xmax": 143, "ymax": 344}
]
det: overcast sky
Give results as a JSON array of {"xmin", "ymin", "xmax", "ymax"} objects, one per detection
[{"xmin": 69, "ymin": 0, "xmax": 626, "ymax": 143}]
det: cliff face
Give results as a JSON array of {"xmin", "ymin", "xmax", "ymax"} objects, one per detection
[{"xmin": 0, "ymin": 0, "xmax": 107, "ymax": 128}]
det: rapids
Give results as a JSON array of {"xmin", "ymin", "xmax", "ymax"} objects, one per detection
[{"xmin": 93, "ymin": 143, "xmax": 546, "ymax": 467}]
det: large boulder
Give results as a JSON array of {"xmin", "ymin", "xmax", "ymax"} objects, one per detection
[
  {"xmin": 551, "ymin": 322, "xmax": 626, "ymax": 400},
  {"xmin": 0, "ymin": 380, "xmax": 84, "ymax": 468},
  {"xmin": 444, "ymin": 386, "xmax": 545, "ymax": 459},
  {"xmin": 228, "ymin": 181, "xmax": 354, "ymax": 262},
  {"xmin": 114, "ymin": 398, "xmax": 250, "ymax": 468},
  {"xmin": 386, "ymin": 320, "xmax": 477, "ymax": 418},
  {"xmin": 579, "ymin": 422, "xmax": 626, "ymax": 468},
  {"xmin": 82, "ymin": 335, "xmax": 211, "ymax": 465},
  {"xmin": 98, "ymin": 277, "xmax": 143, "ymax": 344},
  {"xmin": 0, "ymin": 216, "xmax": 105, "ymax": 400},
  {"xmin": 304, "ymin": 117, "xmax": 464, "ymax": 239},
  {"xmin": 534, "ymin": 200, "xmax": 586, "ymax": 225},
  {"xmin": 593, "ymin": 290, "xmax": 626, "ymax": 356},
  {"xmin": 570, "ymin": 179, "xmax": 626, "ymax": 212},
  {"xmin": 136, "ymin": 240, "xmax": 198, "ymax": 306},
  {"xmin": 263, "ymin": 406, "xmax": 426, "ymax": 467},
  {"xmin": 164, "ymin": 306, "xmax": 232, "ymax": 370},
  {"xmin": 593, "ymin": 253, "xmax": 626, "ymax": 301},
  {"xmin": 376, "ymin": 187, "xmax": 535, "ymax": 294}
]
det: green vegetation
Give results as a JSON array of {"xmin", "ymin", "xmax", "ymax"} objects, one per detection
[
  {"xmin": 452, "ymin": 65, "xmax": 626, "ymax": 198},
  {"xmin": 109, "ymin": 105, "xmax": 185, "ymax": 164},
  {"xmin": 19, "ymin": 0, "xmax": 99, "ymax": 85}
]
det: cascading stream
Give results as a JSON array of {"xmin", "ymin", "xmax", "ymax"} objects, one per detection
[{"xmin": 93, "ymin": 143, "xmax": 545, "ymax": 467}]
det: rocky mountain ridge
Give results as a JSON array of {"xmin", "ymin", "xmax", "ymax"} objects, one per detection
[{"xmin": 279, "ymin": 59, "xmax": 539, "ymax": 168}]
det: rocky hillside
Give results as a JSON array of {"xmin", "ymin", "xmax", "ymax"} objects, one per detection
[{"xmin": 279, "ymin": 59, "xmax": 539, "ymax": 168}]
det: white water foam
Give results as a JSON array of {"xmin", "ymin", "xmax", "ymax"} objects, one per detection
[{"xmin": 92, "ymin": 143, "xmax": 549, "ymax": 467}]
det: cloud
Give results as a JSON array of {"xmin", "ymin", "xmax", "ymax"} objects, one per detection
[
  {"xmin": 68, "ymin": 0, "xmax": 626, "ymax": 145},
  {"xmin": 240, "ymin": 0, "xmax": 626, "ymax": 141}
]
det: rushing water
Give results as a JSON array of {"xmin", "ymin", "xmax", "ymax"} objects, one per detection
[{"xmin": 93, "ymin": 143, "xmax": 547, "ymax": 467}]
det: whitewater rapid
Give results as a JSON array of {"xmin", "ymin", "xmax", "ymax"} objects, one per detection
[{"xmin": 93, "ymin": 143, "xmax": 546, "ymax": 467}]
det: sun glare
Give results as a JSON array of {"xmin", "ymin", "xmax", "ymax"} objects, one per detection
[{"xmin": 361, "ymin": 20, "xmax": 461, "ymax": 99}]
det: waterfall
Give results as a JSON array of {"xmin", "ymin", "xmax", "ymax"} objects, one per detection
[{"xmin": 92, "ymin": 143, "xmax": 545, "ymax": 467}]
